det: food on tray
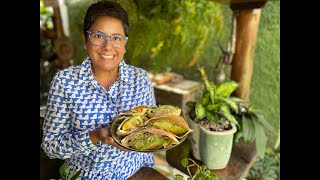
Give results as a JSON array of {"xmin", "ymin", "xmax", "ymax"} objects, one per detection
[
  {"xmin": 113, "ymin": 105, "xmax": 193, "ymax": 151},
  {"xmin": 144, "ymin": 115, "xmax": 193, "ymax": 139},
  {"xmin": 120, "ymin": 127, "xmax": 179, "ymax": 151}
]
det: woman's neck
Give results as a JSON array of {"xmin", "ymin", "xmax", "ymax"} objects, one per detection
[{"xmin": 92, "ymin": 67, "xmax": 118, "ymax": 91}]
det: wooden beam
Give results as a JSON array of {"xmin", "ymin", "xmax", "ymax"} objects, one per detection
[{"xmin": 230, "ymin": 8, "xmax": 261, "ymax": 100}]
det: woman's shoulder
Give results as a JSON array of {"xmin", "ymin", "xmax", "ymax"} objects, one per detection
[
  {"xmin": 53, "ymin": 64, "xmax": 81, "ymax": 81},
  {"xmin": 125, "ymin": 64, "xmax": 149, "ymax": 79}
]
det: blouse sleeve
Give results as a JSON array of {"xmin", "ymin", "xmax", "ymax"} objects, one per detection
[
  {"xmin": 41, "ymin": 73, "xmax": 97, "ymax": 159},
  {"xmin": 144, "ymin": 72, "xmax": 157, "ymax": 107}
]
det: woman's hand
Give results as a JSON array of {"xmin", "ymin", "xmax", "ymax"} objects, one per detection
[{"xmin": 89, "ymin": 126, "xmax": 130, "ymax": 152}]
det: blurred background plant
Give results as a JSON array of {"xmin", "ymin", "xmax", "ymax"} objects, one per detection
[
  {"xmin": 246, "ymin": 147, "xmax": 280, "ymax": 180},
  {"xmin": 40, "ymin": 0, "xmax": 54, "ymax": 29}
]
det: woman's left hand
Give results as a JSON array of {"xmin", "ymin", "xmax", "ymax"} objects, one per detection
[{"xmin": 89, "ymin": 126, "xmax": 130, "ymax": 152}]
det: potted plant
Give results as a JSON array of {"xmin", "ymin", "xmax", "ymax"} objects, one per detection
[
  {"xmin": 174, "ymin": 158, "xmax": 222, "ymax": 180},
  {"xmin": 234, "ymin": 103, "xmax": 277, "ymax": 159},
  {"xmin": 186, "ymin": 66, "xmax": 243, "ymax": 170}
]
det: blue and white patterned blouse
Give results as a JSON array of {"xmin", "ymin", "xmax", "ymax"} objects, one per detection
[{"xmin": 41, "ymin": 57, "xmax": 156, "ymax": 179}]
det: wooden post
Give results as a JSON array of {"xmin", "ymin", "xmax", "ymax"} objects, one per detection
[{"xmin": 230, "ymin": 3, "xmax": 264, "ymax": 100}]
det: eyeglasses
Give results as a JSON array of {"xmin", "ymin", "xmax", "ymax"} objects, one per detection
[{"xmin": 86, "ymin": 30, "xmax": 128, "ymax": 48}]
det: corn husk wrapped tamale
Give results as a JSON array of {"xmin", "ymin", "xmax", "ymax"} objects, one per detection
[
  {"xmin": 116, "ymin": 106, "xmax": 153, "ymax": 135},
  {"xmin": 144, "ymin": 115, "xmax": 193, "ymax": 139},
  {"xmin": 116, "ymin": 116, "xmax": 144, "ymax": 136},
  {"xmin": 120, "ymin": 127, "xmax": 179, "ymax": 150},
  {"xmin": 147, "ymin": 105, "xmax": 181, "ymax": 119}
]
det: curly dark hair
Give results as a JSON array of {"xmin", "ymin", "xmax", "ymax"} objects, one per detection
[{"xmin": 83, "ymin": 0, "xmax": 129, "ymax": 39}]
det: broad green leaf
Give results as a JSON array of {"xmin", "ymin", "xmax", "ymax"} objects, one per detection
[
  {"xmin": 216, "ymin": 97, "xmax": 238, "ymax": 114},
  {"xmin": 59, "ymin": 164, "xmax": 70, "ymax": 179},
  {"xmin": 200, "ymin": 91, "xmax": 210, "ymax": 106},
  {"xmin": 215, "ymin": 81, "xmax": 239, "ymax": 98},
  {"xmin": 181, "ymin": 158, "xmax": 189, "ymax": 168},
  {"xmin": 205, "ymin": 103, "xmax": 220, "ymax": 111},
  {"xmin": 228, "ymin": 96, "xmax": 245, "ymax": 103},
  {"xmin": 218, "ymin": 105, "xmax": 238, "ymax": 125},
  {"xmin": 251, "ymin": 112, "xmax": 276, "ymax": 134},
  {"xmin": 206, "ymin": 110, "xmax": 219, "ymax": 123},
  {"xmin": 242, "ymin": 115, "xmax": 256, "ymax": 143},
  {"xmin": 253, "ymin": 120, "xmax": 267, "ymax": 158},
  {"xmin": 195, "ymin": 103, "xmax": 206, "ymax": 119}
]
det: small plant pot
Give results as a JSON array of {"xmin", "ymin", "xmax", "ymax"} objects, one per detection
[
  {"xmin": 199, "ymin": 123, "xmax": 237, "ymax": 170},
  {"xmin": 186, "ymin": 115, "xmax": 201, "ymax": 160}
]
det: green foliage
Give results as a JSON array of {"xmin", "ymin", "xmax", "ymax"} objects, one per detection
[
  {"xmin": 246, "ymin": 147, "xmax": 280, "ymax": 180},
  {"xmin": 234, "ymin": 104, "xmax": 276, "ymax": 158},
  {"xmin": 40, "ymin": 0, "xmax": 53, "ymax": 29},
  {"xmin": 174, "ymin": 158, "xmax": 222, "ymax": 180},
  {"xmin": 126, "ymin": 0, "xmax": 225, "ymax": 74},
  {"xmin": 187, "ymin": 67, "xmax": 276, "ymax": 158},
  {"xmin": 58, "ymin": 164, "xmax": 81, "ymax": 180},
  {"xmin": 187, "ymin": 66, "xmax": 242, "ymax": 126}
]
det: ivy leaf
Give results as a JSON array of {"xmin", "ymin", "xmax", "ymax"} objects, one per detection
[
  {"xmin": 174, "ymin": 174, "xmax": 185, "ymax": 180},
  {"xmin": 181, "ymin": 158, "xmax": 189, "ymax": 168}
]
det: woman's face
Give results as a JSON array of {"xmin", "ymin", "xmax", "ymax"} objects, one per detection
[{"xmin": 84, "ymin": 16, "xmax": 126, "ymax": 74}]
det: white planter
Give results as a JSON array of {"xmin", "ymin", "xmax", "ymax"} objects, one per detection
[
  {"xmin": 199, "ymin": 123, "xmax": 237, "ymax": 169},
  {"xmin": 186, "ymin": 115, "xmax": 201, "ymax": 161}
]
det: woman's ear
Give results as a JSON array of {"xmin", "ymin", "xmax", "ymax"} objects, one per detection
[{"xmin": 82, "ymin": 33, "xmax": 87, "ymax": 50}]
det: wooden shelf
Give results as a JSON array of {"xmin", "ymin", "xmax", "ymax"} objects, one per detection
[{"xmin": 166, "ymin": 139, "xmax": 257, "ymax": 180}]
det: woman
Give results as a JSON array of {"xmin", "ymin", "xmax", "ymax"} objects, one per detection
[{"xmin": 41, "ymin": 1, "xmax": 156, "ymax": 179}]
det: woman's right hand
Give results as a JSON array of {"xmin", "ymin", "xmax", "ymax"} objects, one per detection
[{"xmin": 89, "ymin": 126, "xmax": 130, "ymax": 152}]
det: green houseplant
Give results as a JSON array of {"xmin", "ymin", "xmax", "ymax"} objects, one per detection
[
  {"xmin": 186, "ymin": 67, "xmax": 276, "ymax": 169},
  {"xmin": 234, "ymin": 103, "xmax": 276, "ymax": 158},
  {"xmin": 174, "ymin": 158, "xmax": 222, "ymax": 180},
  {"xmin": 186, "ymin": 66, "xmax": 242, "ymax": 169}
]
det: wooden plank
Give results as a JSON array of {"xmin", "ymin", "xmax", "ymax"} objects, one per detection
[
  {"xmin": 128, "ymin": 167, "xmax": 168, "ymax": 180},
  {"xmin": 166, "ymin": 139, "xmax": 257, "ymax": 180}
]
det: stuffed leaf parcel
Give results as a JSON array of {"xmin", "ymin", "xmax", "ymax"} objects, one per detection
[{"xmin": 114, "ymin": 105, "xmax": 193, "ymax": 151}]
